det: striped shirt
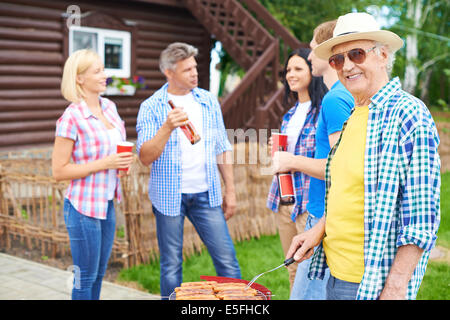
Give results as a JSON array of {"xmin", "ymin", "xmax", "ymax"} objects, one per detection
[
  {"xmin": 266, "ymin": 102, "xmax": 319, "ymax": 221},
  {"xmin": 309, "ymin": 77, "xmax": 441, "ymax": 300},
  {"xmin": 136, "ymin": 83, "xmax": 232, "ymax": 216},
  {"xmin": 55, "ymin": 97, "xmax": 126, "ymax": 219}
]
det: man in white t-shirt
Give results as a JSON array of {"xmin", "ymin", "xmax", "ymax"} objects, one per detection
[
  {"xmin": 136, "ymin": 42, "xmax": 241, "ymax": 299},
  {"xmin": 167, "ymin": 91, "xmax": 209, "ymax": 194}
]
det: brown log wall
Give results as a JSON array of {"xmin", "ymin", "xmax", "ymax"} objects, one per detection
[{"xmin": 0, "ymin": 0, "xmax": 211, "ymax": 150}]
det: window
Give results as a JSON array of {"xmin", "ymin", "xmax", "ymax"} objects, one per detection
[{"xmin": 69, "ymin": 26, "xmax": 131, "ymax": 78}]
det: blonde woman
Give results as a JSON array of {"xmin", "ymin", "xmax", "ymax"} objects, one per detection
[{"xmin": 52, "ymin": 49, "xmax": 133, "ymax": 300}]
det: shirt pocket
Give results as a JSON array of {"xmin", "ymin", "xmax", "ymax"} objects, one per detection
[
  {"xmin": 86, "ymin": 135, "xmax": 104, "ymax": 159},
  {"xmin": 75, "ymin": 120, "xmax": 106, "ymax": 161}
]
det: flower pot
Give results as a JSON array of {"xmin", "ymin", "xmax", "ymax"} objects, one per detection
[{"xmin": 103, "ymin": 84, "xmax": 136, "ymax": 96}]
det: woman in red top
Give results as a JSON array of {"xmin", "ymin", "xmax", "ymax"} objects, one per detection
[{"xmin": 52, "ymin": 49, "xmax": 133, "ymax": 300}]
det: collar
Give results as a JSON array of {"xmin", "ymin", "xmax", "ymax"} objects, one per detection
[
  {"xmin": 369, "ymin": 77, "xmax": 402, "ymax": 111},
  {"xmin": 283, "ymin": 100, "xmax": 315, "ymax": 126},
  {"xmin": 79, "ymin": 97, "xmax": 109, "ymax": 119},
  {"xmin": 286, "ymin": 101, "xmax": 299, "ymax": 118},
  {"xmin": 158, "ymin": 83, "xmax": 209, "ymax": 107}
]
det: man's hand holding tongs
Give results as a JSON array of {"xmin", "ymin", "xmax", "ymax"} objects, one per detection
[{"xmin": 286, "ymin": 216, "xmax": 326, "ymax": 263}]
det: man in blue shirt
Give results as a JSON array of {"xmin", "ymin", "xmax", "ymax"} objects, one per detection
[
  {"xmin": 136, "ymin": 42, "xmax": 241, "ymax": 299},
  {"xmin": 272, "ymin": 20, "xmax": 354, "ymax": 299}
]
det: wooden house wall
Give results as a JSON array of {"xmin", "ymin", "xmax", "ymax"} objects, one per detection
[{"xmin": 0, "ymin": 0, "xmax": 212, "ymax": 150}]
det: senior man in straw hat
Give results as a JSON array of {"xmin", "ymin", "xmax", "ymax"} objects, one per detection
[{"xmin": 286, "ymin": 12, "xmax": 441, "ymax": 300}]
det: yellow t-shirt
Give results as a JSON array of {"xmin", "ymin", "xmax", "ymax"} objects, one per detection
[{"xmin": 323, "ymin": 105, "xmax": 369, "ymax": 283}]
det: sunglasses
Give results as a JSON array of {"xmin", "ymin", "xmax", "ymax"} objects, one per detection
[{"xmin": 328, "ymin": 46, "xmax": 376, "ymax": 71}]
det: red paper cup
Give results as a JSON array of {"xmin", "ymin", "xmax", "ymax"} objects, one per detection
[
  {"xmin": 116, "ymin": 141, "xmax": 134, "ymax": 171},
  {"xmin": 271, "ymin": 133, "xmax": 288, "ymax": 157}
]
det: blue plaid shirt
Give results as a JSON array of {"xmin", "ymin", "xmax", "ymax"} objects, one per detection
[
  {"xmin": 309, "ymin": 77, "xmax": 441, "ymax": 300},
  {"xmin": 136, "ymin": 83, "xmax": 232, "ymax": 216},
  {"xmin": 266, "ymin": 102, "xmax": 319, "ymax": 221}
]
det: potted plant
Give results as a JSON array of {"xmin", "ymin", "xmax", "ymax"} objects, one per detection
[{"xmin": 104, "ymin": 75, "xmax": 146, "ymax": 96}]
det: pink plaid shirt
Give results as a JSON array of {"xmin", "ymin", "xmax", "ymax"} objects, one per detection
[{"xmin": 55, "ymin": 97, "xmax": 126, "ymax": 219}]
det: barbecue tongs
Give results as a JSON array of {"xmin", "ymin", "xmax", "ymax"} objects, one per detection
[{"xmin": 245, "ymin": 257, "xmax": 295, "ymax": 289}]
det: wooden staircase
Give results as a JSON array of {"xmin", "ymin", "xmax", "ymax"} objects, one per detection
[{"xmin": 182, "ymin": 0, "xmax": 307, "ymax": 131}]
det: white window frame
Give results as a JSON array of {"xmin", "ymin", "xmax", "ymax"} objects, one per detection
[{"xmin": 69, "ymin": 25, "xmax": 131, "ymax": 78}]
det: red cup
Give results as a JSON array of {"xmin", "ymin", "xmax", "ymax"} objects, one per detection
[
  {"xmin": 116, "ymin": 141, "xmax": 134, "ymax": 171},
  {"xmin": 271, "ymin": 133, "xmax": 288, "ymax": 157}
]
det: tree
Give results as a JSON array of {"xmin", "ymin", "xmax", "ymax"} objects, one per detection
[
  {"xmin": 400, "ymin": 0, "xmax": 449, "ymax": 95},
  {"xmin": 257, "ymin": 0, "xmax": 449, "ymax": 107},
  {"xmin": 216, "ymin": 0, "xmax": 449, "ymax": 107},
  {"xmin": 217, "ymin": 0, "xmax": 381, "ymax": 97},
  {"xmin": 387, "ymin": 0, "xmax": 449, "ymax": 105},
  {"xmin": 257, "ymin": 0, "xmax": 380, "ymax": 44}
]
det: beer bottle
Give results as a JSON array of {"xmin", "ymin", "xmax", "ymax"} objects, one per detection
[
  {"xmin": 275, "ymin": 137, "xmax": 295, "ymax": 205},
  {"xmin": 168, "ymin": 100, "xmax": 201, "ymax": 145}
]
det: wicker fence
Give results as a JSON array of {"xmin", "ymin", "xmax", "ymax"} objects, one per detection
[{"xmin": 0, "ymin": 143, "xmax": 277, "ymax": 268}]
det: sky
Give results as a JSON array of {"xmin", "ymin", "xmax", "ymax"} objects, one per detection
[{"xmin": 210, "ymin": 41, "xmax": 222, "ymax": 96}]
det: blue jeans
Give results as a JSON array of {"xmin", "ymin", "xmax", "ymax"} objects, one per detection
[
  {"xmin": 290, "ymin": 213, "xmax": 330, "ymax": 300},
  {"xmin": 153, "ymin": 191, "xmax": 241, "ymax": 299},
  {"xmin": 63, "ymin": 198, "xmax": 116, "ymax": 300},
  {"xmin": 326, "ymin": 275, "xmax": 359, "ymax": 300}
]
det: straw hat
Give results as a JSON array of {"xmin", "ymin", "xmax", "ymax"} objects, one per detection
[{"xmin": 314, "ymin": 12, "xmax": 404, "ymax": 60}]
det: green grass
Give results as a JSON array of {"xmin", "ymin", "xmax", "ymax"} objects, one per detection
[
  {"xmin": 416, "ymin": 262, "xmax": 450, "ymax": 300},
  {"xmin": 118, "ymin": 172, "xmax": 450, "ymax": 300},
  {"xmin": 415, "ymin": 171, "xmax": 450, "ymax": 300},
  {"xmin": 437, "ymin": 171, "xmax": 450, "ymax": 247}
]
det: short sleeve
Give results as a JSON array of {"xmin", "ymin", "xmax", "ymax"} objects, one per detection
[
  {"xmin": 212, "ymin": 95, "xmax": 232, "ymax": 155},
  {"xmin": 55, "ymin": 110, "xmax": 77, "ymax": 141},
  {"xmin": 136, "ymin": 99, "xmax": 159, "ymax": 156},
  {"xmin": 322, "ymin": 90, "xmax": 353, "ymax": 135}
]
